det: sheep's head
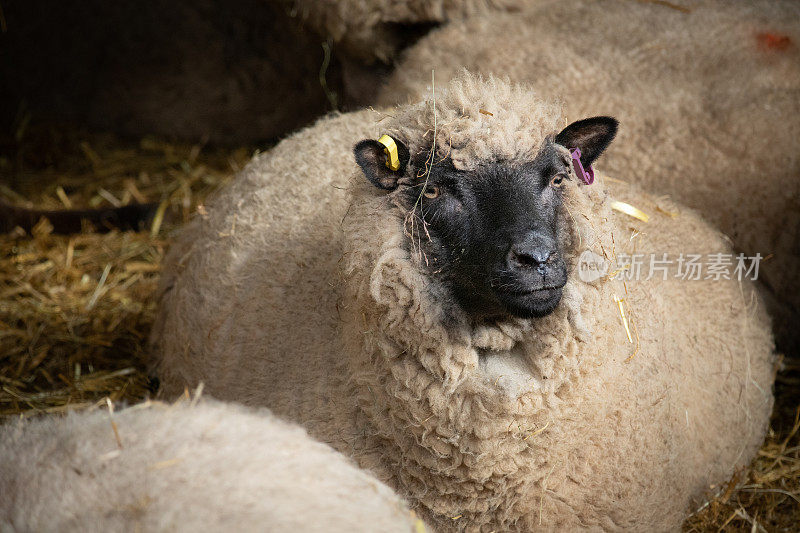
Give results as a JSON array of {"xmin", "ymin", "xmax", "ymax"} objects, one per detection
[{"xmin": 354, "ymin": 116, "xmax": 617, "ymax": 320}]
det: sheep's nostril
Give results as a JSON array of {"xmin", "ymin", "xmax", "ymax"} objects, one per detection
[{"xmin": 508, "ymin": 247, "xmax": 553, "ymax": 268}]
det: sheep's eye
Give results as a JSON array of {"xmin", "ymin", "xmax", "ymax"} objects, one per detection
[
  {"xmin": 549, "ymin": 174, "xmax": 566, "ymax": 188},
  {"xmin": 423, "ymin": 185, "xmax": 440, "ymax": 199}
]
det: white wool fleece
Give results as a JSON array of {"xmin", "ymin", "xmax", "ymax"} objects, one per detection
[{"xmin": 0, "ymin": 399, "xmax": 423, "ymax": 533}]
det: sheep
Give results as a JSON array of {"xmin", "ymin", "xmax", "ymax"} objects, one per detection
[
  {"xmin": 375, "ymin": 0, "xmax": 800, "ymax": 353},
  {"xmin": 0, "ymin": 398, "xmax": 423, "ymax": 533},
  {"xmin": 150, "ymin": 73, "xmax": 775, "ymax": 531},
  {"xmin": 280, "ymin": 0, "xmax": 522, "ymax": 64}
]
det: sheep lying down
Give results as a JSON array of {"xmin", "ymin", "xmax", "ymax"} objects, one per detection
[
  {"xmin": 376, "ymin": 0, "xmax": 800, "ymax": 353},
  {"xmin": 281, "ymin": 0, "xmax": 522, "ymax": 63},
  {"xmin": 269, "ymin": 0, "xmax": 521, "ymax": 110},
  {"xmin": 0, "ymin": 399, "xmax": 422, "ymax": 533},
  {"xmin": 151, "ymin": 73, "xmax": 775, "ymax": 531}
]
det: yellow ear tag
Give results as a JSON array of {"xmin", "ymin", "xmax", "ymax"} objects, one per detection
[{"xmin": 377, "ymin": 135, "xmax": 401, "ymax": 171}]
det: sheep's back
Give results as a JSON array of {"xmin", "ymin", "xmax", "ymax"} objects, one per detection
[
  {"xmin": 558, "ymin": 179, "xmax": 775, "ymax": 530},
  {"xmin": 150, "ymin": 110, "xmax": 378, "ymax": 435},
  {"xmin": 0, "ymin": 400, "xmax": 420, "ymax": 532}
]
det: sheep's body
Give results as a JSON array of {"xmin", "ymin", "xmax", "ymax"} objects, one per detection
[
  {"xmin": 376, "ymin": 0, "xmax": 800, "ymax": 351},
  {"xmin": 151, "ymin": 75, "xmax": 775, "ymax": 531},
  {"xmin": 0, "ymin": 399, "xmax": 420, "ymax": 533}
]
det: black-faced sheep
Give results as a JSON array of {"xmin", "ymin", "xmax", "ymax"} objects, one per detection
[
  {"xmin": 376, "ymin": 0, "xmax": 800, "ymax": 352},
  {"xmin": 150, "ymin": 73, "xmax": 775, "ymax": 531},
  {"xmin": 0, "ymin": 399, "xmax": 422, "ymax": 533}
]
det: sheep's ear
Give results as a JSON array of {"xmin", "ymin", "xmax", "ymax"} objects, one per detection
[
  {"xmin": 354, "ymin": 138, "xmax": 410, "ymax": 191},
  {"xmin": 555, "ymin": 117, "xmax": 618, "ymax": 167}
]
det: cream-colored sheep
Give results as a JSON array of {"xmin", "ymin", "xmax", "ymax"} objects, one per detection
[
  {"xmin": 0, "ymin": 399, "xmax": 422, "ymax": 533},
  {"xmin": 150, "ymin": 73, "xmax": 774, "ymax": 531},
  {"xmin": 376, "ymin": 0, "xmax": 800, "ymax": 352}
]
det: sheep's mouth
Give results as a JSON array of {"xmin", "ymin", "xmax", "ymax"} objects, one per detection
[
  {"xmin": 494, "ymin": 285, "xmax": 564, "ymax": 318},
  {"xmin": 498, "ymin": 285, "xmax": 564, "ymax": 297}
]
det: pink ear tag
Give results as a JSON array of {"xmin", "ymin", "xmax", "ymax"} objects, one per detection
[{"xmin": 570, "ymin": 148, "xmax": 594, "ymax": 185}]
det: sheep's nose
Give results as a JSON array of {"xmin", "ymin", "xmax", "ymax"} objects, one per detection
[{"xmin": 507, "ymin": 237, "xmax": 558, "ymax": 271}]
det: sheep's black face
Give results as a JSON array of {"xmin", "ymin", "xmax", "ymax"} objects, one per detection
[
  {"xmin": 354, "ymin": 116, "xmax": 617, "ymax": 320},
  {"xmin": 400, "ymin": 145, "xmax": 570, "ymax": 318}
]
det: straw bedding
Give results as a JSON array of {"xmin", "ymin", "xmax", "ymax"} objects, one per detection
[{"xmin": 0, "ymin": 124, "xmax": 250, "ymax": 415}]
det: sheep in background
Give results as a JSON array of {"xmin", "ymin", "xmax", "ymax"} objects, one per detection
[
  {"xmin": 281, "ymin": 0, "xmax": 520, "ymax": 64},
  {"xmin": 376, "ymin": 0, "xmax": 800, "ymax": 353},
  {"xmin": 272, "ymin": 0, "xmax": 523, "ymax": 108},
  {"xmin": 150, "ymin": 73, "xmax": 774, "ymax": 531},
  {"xmin": 0, "ymin": 399, "xmax": 422, "ymax": 533}
]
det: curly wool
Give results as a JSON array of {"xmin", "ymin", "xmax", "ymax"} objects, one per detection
[
  {"xmin": 151, "ymin": 72, "xmax": 775, "ymax": 531},
  {"xmin": 0, "ymin": 399, "xmax": 421, "ymax": 533},
  {"xmin": 377, "ymin": 0, "xmax": 800, "ymax": 353},
  {"xmin": 385, "ymin": 74, "xmax": 564, "ymax": 171}
]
